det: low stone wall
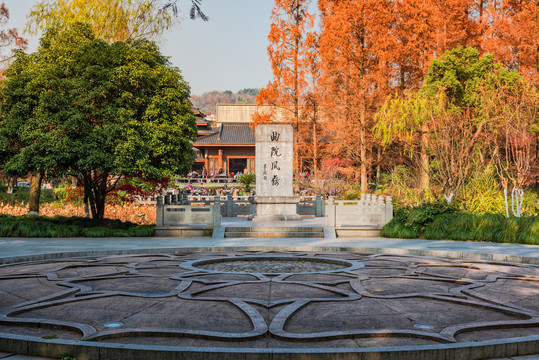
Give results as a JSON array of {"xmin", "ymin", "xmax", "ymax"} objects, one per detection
[
  {"xmin": 326, "ymin": 194, "xmax": 393, "ymax": 237},
  {"xmin": 166, "ymin": 194, "xmax": 325, "ymax": 218},
  {"xmin": 155, "ymin": 195, "xmax": 220, "ymax": 237}
]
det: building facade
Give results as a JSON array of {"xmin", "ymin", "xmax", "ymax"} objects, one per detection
[{"xmin": 192, "ymin": 105, "xmax": 258, "ymax": 176}]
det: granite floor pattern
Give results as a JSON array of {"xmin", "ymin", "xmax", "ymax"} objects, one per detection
[{"xmin": 0, "ymin": 250, "xmax": 537, "ymax": 352}]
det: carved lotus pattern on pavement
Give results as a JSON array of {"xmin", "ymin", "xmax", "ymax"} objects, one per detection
[{"xmin": 0, "ymin": 251, "xmax": 537, "ymax": 348}]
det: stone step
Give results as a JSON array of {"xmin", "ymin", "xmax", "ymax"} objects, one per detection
[
  {"xmin": 224, "ymin": 231, "xmax": 324, "ymax": 238},
  {"xmin": 225, "ymin": 227, "xmax": 324, "ymax": 233},
  {"xmin": 224, "ymin": 226, "xmax": 324, "ymax": 238}
]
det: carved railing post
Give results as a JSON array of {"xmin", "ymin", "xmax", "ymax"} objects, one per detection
[
  {"xmin": 326, "ymin": 196, "xmax": 336, "ymax": 227},
  {"xmin": 156, "ymin": 195, "xmax": 164, "ymax": 227},
  {"xmin": 386, "ymin": 196, "xmax": 393, "ymax": 222},
  {"xmin": 315, "ymin": 193, "xmax": 323, "ymax": 217},
  {"xmin": 226, "ymin": 194, "xmax": 233, "ymax": 217},
  {"xmin": 213, "ymin": 195, "xmax": 221, "ymax": 227}
]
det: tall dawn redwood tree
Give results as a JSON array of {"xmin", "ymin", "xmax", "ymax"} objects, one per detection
[
  {"xmin": 480, "ymin": 0, "xmax": 538, "ymax": 86},
  {"xmin": 0, "ymin": 23, "xmax": 197, "ymax": 220},
  {"xmin": 317, "ymin": 0, "xmax": 393, "ymax": 191},
  {"xmin": 254, "ymin": 0, "xmax": 316, "ymax": 172}
]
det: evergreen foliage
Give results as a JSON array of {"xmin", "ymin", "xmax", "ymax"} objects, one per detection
[
  {"xmin": 0, "ymin": 23, "xmax": 196, "ymax": 220},
  {"xmin": 381, "ymin": 205, "xmax": 539, "ymax": 245},
  {"xmin": 0, "ymin": 213, "xmax": 154, "ymax": 237}
]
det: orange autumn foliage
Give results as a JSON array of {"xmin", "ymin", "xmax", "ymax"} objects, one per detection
[
  {"xmin": 258, "ymin": 0, "xmax": 537, "ymax": 189},
  {"xmin": 254, "ymin": 0, "xmax": 316, "ymax": 124},
  {"xmin": 254, "ymin": 0, "xmax": 318, "ymax": 172},
  {"xmin": 318, "ymin": 0, "xmax": 394, "ymax": 190},
  {"xmin": 480, "ymin": 0, "xmax": 538, "ymax": 85}
]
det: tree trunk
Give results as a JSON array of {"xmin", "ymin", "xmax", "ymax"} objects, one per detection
[
  {"xmin": 359, "ymin": 89, "xmax": 367, "ymax": 191},
  {"xmin": 313, "ymin": 119, "xmax": 318, "ymax": 188},
  {"xmin": 376, "ymin": 147, "xmax": 381, "ymax": 182},
  {"xmin": 420, "ymin": 123, "xmax": 430, "ymax": 191},
  {"xmin": 84, "ymin": 172, "xmax": 108, "ymax": 222},
  {"xmin": 7, "ymin": 176, "xmax": 16, "ymax": 194},
  {"xmin": 360, "ymin": 122, "xmax": 367, "ymax": 191},
  {"xmin": 504, "ymin": 187, "xmax": 510, "ymax": 217},
  {"xmin": 28, "ymin": 173, "xmax": 43, "ymax": 214},
  {"xmin": 83, "ymin": 186, "xmax": 91, "ymax": 218},
  {"xmin": 293, "ymin": 5, "xmax": 301, "ymax": 174},
  {"xmin": 536, "ymin": 0, "xmax": 539, "ymax": 79}
]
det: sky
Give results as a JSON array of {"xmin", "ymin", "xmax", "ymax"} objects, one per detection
[{"xmin": 2, "ymin": 0, "xmax": 280, "ymax": 95}]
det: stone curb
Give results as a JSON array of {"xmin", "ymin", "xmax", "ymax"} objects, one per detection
[
  {"xmin": 0, "ymin": 245, "xmax": 538, "ymax": 265},
  {"xmin": 0, "ymin": 332, "xmax": 537, "ymax": 360}
]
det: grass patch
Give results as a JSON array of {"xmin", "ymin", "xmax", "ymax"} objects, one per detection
[
  {"xmin": 381, "ymin": 204, "xmax": 539, "ymax": 245},
  {"xmin": 80, "ymin": 227, "xmax": 111, "ymax": 237},
  {"xmin": 0, "ymin": 214, "xmax": 155, "ymax": 238},
  {"xmin": 128, "ymin": 225, "xmax": 155, "ymax": 237}
]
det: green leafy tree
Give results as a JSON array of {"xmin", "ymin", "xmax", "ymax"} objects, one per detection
[
  {"xmin": 22, "ymin": 0, "xmax": 206, "ymax": 214},
  {"xmin": 0, "ymin": 23, "xmax": 196, "ymax": 220},
  {"xmin": 374, "ymin": 46, "xmax": 516, "ymax": 202}
]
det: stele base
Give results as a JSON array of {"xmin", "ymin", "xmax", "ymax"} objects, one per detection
[{"xmin": 248, "ymin": 196, "xmax": 302, "ymax": 222}]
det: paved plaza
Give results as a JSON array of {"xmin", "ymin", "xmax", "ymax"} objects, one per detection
[{"xmin": 0, "ymin": 217, "xmax": 537, "ymax": 359}]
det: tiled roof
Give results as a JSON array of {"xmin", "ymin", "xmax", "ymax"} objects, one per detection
[
  {"xmin": 193, "ymin": 107, "xmax": 211, "ymax": 126},
  {"xmin": 194, "ymin": 122, "xmax": 255, "ymax": 145},
  {"xmin": 196, "ymin": 117, "xmax": 209, "ymax": 125}
]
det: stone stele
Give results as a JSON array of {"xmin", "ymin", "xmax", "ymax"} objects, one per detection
[{"xmin": 249, "ymin": 124, "xmax": 301, "ymax": 222}]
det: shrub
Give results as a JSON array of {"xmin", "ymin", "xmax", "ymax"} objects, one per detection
[
  {"xmin": 380, "ymin": 213, "xmax": 420, "ymax": 239},
  {"xmin": 0, "ymin": 213, "xmax": 153, "ymax": 237},
  {"xmin": 423, "ymin": 214, "xmax": 453, "ymax": 240},
  {"xmin": 462, "ymin": 164, "xmax": 506, "ymax": 214},
  {"xmin": 238, "ymin": 173, "xmax": 256, "ymax": 193},
  {"xmin": 0, "ymin": 203, "xmax": 156, "ymax": 225},
  {"xmin": 0, "ymin": 220, "xmax": 18, "ymax": 236},
  {"xmin": 404, "ymin": 202, "xmax": 458, "ymax": 233},
  {"xmin": 45, "ymin": 224, "xmax": 81, "ymax": 237},
  {"xmin": 381, "ymin": 201, "xmax": 539, "ymax": 245},
  {"xmin": 447, "ymin": 213, "xmax": 475, "ymax": 241},
  {"xmin": 343, "ymin": 191, "xmax": 360, "ymax": 200}
]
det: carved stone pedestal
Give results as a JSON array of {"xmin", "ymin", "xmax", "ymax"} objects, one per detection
[{"xmin": 248, "ymin": 196, "xmax": 301, "ymax": 222}]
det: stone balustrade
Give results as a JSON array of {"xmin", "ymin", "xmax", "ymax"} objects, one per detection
[
  {"xmin": 153, "ymin": 194, "xmax": 325, "ymax": 218},
  {"xmin": 155, "ymin": 195, "xmax": 221, "ymax": 237},
  {"xmin": 326, "ymin": 194, "xmax": 393, "ymax": 233}
]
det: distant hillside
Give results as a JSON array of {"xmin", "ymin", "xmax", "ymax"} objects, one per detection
[{"xmin": 191, "ymin": 88, "xmax": 259, "ymax": 114}]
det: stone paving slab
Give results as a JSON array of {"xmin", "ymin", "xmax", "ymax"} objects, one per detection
[
  {"xmin": 0, "ymin": 250, "xmax": 537, "ymax": 360},
  {"xmin": 0, "ymin": 236, "xmax": 538, "ymax": 266}
]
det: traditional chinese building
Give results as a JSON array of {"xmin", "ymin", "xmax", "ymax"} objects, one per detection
[
  {"xmin": 192, "ymin": 105, "xmax": 258, "ymax": 175},
  {"xmin": 191, "ymin": 104, "xmax": 290, "ymax": 175}
]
